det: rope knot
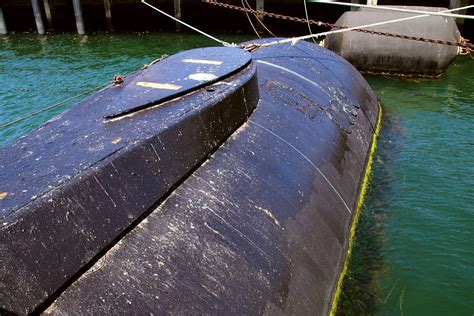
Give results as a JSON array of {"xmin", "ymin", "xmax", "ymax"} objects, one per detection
[
  {"xmin": 458, "ymin": 37, "xmax": 474, "ymax": 58},
  {"xmin": 242, "ymin": 43, "xmax": 261, "ymax": 52},
  {"xmin": 113, "ymin": 75, "xmax": 124, "ymax": 85}
]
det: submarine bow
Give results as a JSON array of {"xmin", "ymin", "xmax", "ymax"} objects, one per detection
[{"xmin": 0, "ymin": 39, "xmax": 380, "ymax": 315}]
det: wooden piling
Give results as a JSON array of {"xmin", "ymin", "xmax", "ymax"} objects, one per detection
[
  {"xmin": 255, "ymin": 0, "xmax": 264, "ymax": 33},
  {"xmin": 449, "ymin": 0, "xmax": 461, "ymax": 8},
  {"xmin": 174, "ymin": 0, "xmax": 182, "ymax": 32},
  {"xmin": 256, "ymin": 0, "xmax": 264, "ymax": 22},
  {"xmin": 351, "ymin": 0, "xmax": 359, "ymax": 11},
  {"xmin": 0, "ymin": 8, "xmax": 7, "ymax": 35},
  {"xmin": 72, "ymin": 0, "xmax": 85, "ymax": 35},
  {"xmin": 43, "ymin": 0, "xmax": 54, "ymax": 31},
  {"xmin": 104, "ymin": 0, "xmax": 113, "ymax": 31},
  {"xmin": 450, "ymin": 0, "xmax": 468, "ymax": 27},
  {"xmin": 31, "ymin": 0, "xmax": 46, "ymax": 35}
]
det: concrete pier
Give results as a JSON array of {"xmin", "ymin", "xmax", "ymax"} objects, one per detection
[
  {"xmin": 104, "ymin": 0, "xmax": 113, "ymax": 31},
  {"xmin": 0, "ymin": 8, "xmax": 7, "ymax": 35},
  {"xmin": 43, "ymin": 0, "xmax": 54, "ymax": 31},
  {"xmin": 31, "ymin": 0, "xmax": 45, "ymax": 35},
  {"xmin": 72, "ymin": 0, "xmax": 85, "ymax": 35}
]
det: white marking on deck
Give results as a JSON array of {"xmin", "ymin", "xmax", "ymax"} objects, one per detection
[
  {"xmin": 136, "ymin": 82, "xmax": 181, "ymax": 90},
  {"xmin": 182, "ymin": 58, "xmax": 223, "ymax": 65},
  {"xmin": 188, "ymin": 73, "xmax": 218, "ymax": 81},
  {"xmin": 255, "ymin": 206, "xmax": 282, "ymax": 228},
  {"xmin": 150, "ymin": 143, "xmax": 161, "ymax": 161},
  {"xmin": 203, "ymin": 205, "xmax": 273, "ymax": 264}
]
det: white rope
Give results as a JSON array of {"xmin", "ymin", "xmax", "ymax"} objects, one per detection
[
  {"xmin": 303, "ymin": 0, "xmax": 317, "ymax": 44},
  {"xmin": 309, "ymin": 1, "xmax": 474, "ymax": 20},
  {"xmin": 140, "ymin": 0, "xmax": 235, "ymax": 47},
  {"xmin": 242, "ymin": 0, "xmax": 261, "ymax": 39},
  {"xmin": 255, "ymin": 4, "xmax": 474, "ymax": 48}
]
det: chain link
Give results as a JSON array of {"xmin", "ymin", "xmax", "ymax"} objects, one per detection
[{"xmin": 204, "ymin": 0, "xmax": 474, "ymax": 55}]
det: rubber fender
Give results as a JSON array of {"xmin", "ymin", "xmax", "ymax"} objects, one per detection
[{"xmin": 325, "ymin": 8, "xmax": 461, "ymax": 77}]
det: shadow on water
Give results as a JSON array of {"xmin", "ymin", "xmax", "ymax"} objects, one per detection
[{"xmin": 336, "ymin": 106, "xmax": 404, "ymax": 315}]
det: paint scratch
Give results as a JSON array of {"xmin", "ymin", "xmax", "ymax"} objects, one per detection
[
  {"xmin": 94, "ymin": 176, "xmax": 117, "ymax": 208},
  {"xmin": 203, "ymin": 205, "xmax": 273, "ymax": 266},
  {"xmin": 150, "ymin": 143, "xmax": 161, "ymax": 161},
  {"xmin": 204, "ymin": 221, "xmax": 226, "ymax": 239},
  {"xmin": 255, "ymin": 206, "xmax": 282, "ymax": 228},
  {"xmin": 249, "ymin": 120, "xmax": 352, "ymax": 215}
]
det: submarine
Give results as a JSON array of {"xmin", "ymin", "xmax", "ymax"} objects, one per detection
[{"xmin": 0, "ymin": 38, "xmax": 381, "ymax": 315}]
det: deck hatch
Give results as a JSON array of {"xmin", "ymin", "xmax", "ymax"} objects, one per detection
[{"xmin": 104, "ymin": 47, "xmax": 251, "ymax": 119}]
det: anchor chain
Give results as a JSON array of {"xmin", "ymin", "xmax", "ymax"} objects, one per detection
[{"xmin": 204, "ymin": 0, "xmax": 474, "ymax": 55}]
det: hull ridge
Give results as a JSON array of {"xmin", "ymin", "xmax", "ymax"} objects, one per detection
[{"xmin": 0, "ymin": 39, "xmax": 380, "ymax": 315}]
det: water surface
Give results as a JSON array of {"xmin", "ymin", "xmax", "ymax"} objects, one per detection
[
  {"xmin": 366, "ymin": 58, "xmax": 474, "ymax": 315},
  {"xmin": 1, "ymin": 33, "xmax": 472, "ymax": 315}
]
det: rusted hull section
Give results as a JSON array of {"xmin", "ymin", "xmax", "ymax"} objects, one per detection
[{"xmin": 1, "ymin": 40, "xmax": 379, "ymax": 315}]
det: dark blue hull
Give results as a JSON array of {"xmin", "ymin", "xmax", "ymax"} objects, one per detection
[{"xmin": 0, "ymin": 39, "xmax": 380, "ymax": 315}]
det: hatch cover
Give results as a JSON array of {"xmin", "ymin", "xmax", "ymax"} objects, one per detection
[{"xmin": 104, "ymin": 47, "xmax": 251, "ymax": 119}]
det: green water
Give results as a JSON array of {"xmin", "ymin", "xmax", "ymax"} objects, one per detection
[
  {"xmin": 365, "ymin": 60, "xmax": 473, "ymax": 315},
  {"xmin": 1, "ymin": 34, "xmax": 473, "ymax": 315},
  {"xmin": 339, "ymin": 58, "xmax": 474, "ymax": 315}
]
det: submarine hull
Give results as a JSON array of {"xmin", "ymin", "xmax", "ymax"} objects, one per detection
[{"xmin": 1, "ymin": 39, "xmax": 380, "ymax": 315}]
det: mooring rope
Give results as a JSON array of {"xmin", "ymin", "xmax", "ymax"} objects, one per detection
[
  {"xmin": 4, "ymin": 2, "xmax": 471, "ymax": 131},
  {"xmin": 303, "ymin": 0, "xmax": 317, "ymax": 44},
  {"xmin": 206, "ymin": 0, "xmax": 474, "ymax": 54},
  {"xmin": 242, "ymin": 0, "xmax": 261, "ymax": 39},
  {"xmin": 309, "ymin": 1, "xmax": 474, "ymax": 20},
  {"xmin": 140, "ymin": 0, "xmax": 235, "ymax": 47},
  {"xmin": 245, "ymin": 0, "xmax": 276, "ymax": 38}
]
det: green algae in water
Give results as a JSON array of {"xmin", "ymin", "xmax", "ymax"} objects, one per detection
[
  {"xmin": 336, "ymin": 109, "xmax": 401, "ymax": 315},
  {"xmin": 338, "ymin": 56, "xmax": 474, "ymax": 315}
]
